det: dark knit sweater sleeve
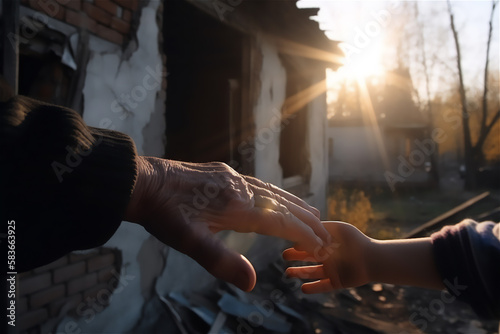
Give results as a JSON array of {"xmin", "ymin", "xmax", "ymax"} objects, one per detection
[
  {"xmin": 431, "ymin": 219, "xmax": 500, "ymax": 319},
  {"xmin": 0, "ymin": 96, "xmax": 138, "ymax": 271}
]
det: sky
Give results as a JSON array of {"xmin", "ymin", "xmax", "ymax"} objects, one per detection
[{"xmin": 297, "ymin": 0, "xmax": 499, "ymax": 101}]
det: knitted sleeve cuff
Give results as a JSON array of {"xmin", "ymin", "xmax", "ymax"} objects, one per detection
[{"xmin": 3, "ymin": 97, "xmax": 139, "ymax": 271}]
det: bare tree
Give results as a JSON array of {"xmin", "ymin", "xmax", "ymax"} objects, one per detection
[
  {"xmin": 414, "ymin": 3, "xmax": 440, "ymax": 185},
  {"xmin": 447, "ymin": 0, "xmax": 499, "ymax": 189}
]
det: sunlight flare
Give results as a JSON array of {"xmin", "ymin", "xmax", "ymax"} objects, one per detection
[
  {"xmin": 356, "ymin": 77, "xmax": 391, "ymax": 171},
  {"xmin": 272, "ymin": 36, "xmax": 345, "ymax": 66},
  {"xmin": 283, "ymin": 79, "xmax": 327, "ymax": 120}
]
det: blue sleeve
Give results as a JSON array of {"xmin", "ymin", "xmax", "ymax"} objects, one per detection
[{"xmin": 431, "ymin": 219, "xmax": 500, "ymax": 319}]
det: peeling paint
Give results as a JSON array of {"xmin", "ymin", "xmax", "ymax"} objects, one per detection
[
  {"xmin": 253, "ymin": 38, "xmax": 286, "ymax": 187},
  {"xmin": 307, "ymin": 76, "xmax": 329, "ymax": 216},
  {"xmin": 57, "ymin": 1, "xmax": 165, "ymax": 332},
  {"xmin": 82, "ymin": 2, "xmax": 165, "ymax": 156}
]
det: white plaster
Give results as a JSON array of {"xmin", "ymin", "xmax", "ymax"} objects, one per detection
[
  {"xmin": 57, "ymin": 1, "xmax": 165, "ymax": 332},
  {"xmin": 82, "ymin": 2, "xmax": 164, "ymax": 156},
  {"xmin": 252, "ymin": 38, "xmax": 328, "ymax": 215},
  {"xmin": 307, "ymin": 78, "xmax": 328, "ymax": 217},
  {"xmin": 253, "ymin": 38, "xmax": 286, "ymax": 187}
]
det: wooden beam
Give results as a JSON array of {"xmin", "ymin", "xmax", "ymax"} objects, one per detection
[
  {"xmin": 404, "ymin": 192, "xmax": 491, "ymax": 238},
  {"xmin": 1, "ymin": 0, "xmax": 19, "ymax": 94}
]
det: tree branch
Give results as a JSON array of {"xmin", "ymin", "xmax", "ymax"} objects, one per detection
[
  {"xmin": 480, "ymin": 1, "xmax": 497, "ymax": 136},
  {"xmin": 475, "ymin": 109, "xmax": 500, "ymax": 152},
  {"xmin": 447, "ymin": 0, "xmax": 472, "ymax": 148}
]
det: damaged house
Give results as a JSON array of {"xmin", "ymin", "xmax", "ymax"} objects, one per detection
[{"xmin": 1, "ymin": 0, "xmax": 342, "ymax": 332}]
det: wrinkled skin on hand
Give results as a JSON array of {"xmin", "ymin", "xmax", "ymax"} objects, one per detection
[
  {"xmin": 125, "ymin": 156, "xmax": 330, "ymax": 291},
  {"xmin": 283, "ymin": 221, "xmax": 372, "ymax": 293}
]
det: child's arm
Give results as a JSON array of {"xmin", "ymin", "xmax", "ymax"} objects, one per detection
[
  {"xmin": 283, "ymin": 221, "xmax": 444, "ymax": 293},
  {"xmin": 368, "ymin": 236, "xmax": 444, "ymax": 290},
  {"xmin": 285, "ymin": 220, "xmax": 500, "ymax": 318}
]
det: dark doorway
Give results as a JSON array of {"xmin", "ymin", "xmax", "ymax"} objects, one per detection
[
  {"xmin": 279, "ymin": 55, "xmax": 311, "ymax": 181},
  {"xmin": 163, "ymin": 0, "xmax": 250, "ymax": 165}
]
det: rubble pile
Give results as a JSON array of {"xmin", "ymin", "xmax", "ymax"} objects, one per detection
[{"xmin": 133, "ymin": 259, "xmax": 498, "ymax": 333}]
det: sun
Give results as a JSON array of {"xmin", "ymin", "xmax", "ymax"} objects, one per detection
[{"xmin": 336, "ymin": 42, "xmax": 386, "ymax": 81}]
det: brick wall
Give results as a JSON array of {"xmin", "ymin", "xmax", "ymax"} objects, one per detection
[
  {"xmin": 20, "ymin": 0, "xmax": 141, "ymax": 45},
  {"xmin": 17, "ymin": 247, "xmax": 122, "ymax": 333}
]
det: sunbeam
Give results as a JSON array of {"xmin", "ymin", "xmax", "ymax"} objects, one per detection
[
  {"xmin": 272, "ymin": 36, "xmax": 345, "ymax": 66},
  {"xmin": 283, "ymin": 79, "xmax": 327, "ymax": 120},
  {"xmin": 356, "ymin": 77, "xmax": 391, "ymax": 171}
]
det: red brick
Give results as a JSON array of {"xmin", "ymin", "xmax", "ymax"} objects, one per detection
[
  {"xmin": 83, "ymin": 283, "xmax": 110, "ymax": 301},
  {"xmin": 19, "ymin": 273, "xmax": 51, "ymax": 296},
  {"xmin": 110, "ymin": 16, "xmax": 130, "ymax": 34},
  {"xmin": 96, "ymin": 24, "xmax": 124, "ymax": 45},
  {"xmin": 88, "ymin": 253, "xmax": 115, "ymax": 272},
  {"xmin": 57, "ymin": 0, "xmax": 81, "ymax": 10},
  {"xmin": 17, "ymin": 296, "xmax": 28, "ymax": 313},
  {"xmin": 67, "ymin": 273, "xmax": 97, "ymax": 295},
  {"xmin": 83, "ymin": 2, "xmax": 112, "ymax": 25},
  {"xmin": 30, "ymin": 284, "xmax": 65, "ymax": 308},
  {"xmin": 33, "ymin": 256, "xmax": 68, "ymax": 274},
  {"xmin": 69, "ymin": 250, "xmax": 99, "ymax": 263},
  {"xmin": 122, "ymin": 8, "xmax": 131, "ymax": 22},
  {"xmin": 49, "ymin": 293, "xmax": 82, "ymax": 317},
  {"xmin": 18, "ymin": 308, "xmax": 48, "ymax": 331},
  {"xmin": 97, "ymin": 266, "xmax": 115, "ymax": 283},
  {"xmin": 53, "ymin": 262, "xmax": 86, "ymax": 283},
  {"xmin": 94, "ymin": 0, "xmax": 118, "ymax": 15},
  {"xmin": 28, "ymin": 0, "xmax": 66, "ymax": 21},
  {"xmin": 65, "ymin": 9, "xmax": 98, "ymax": 33},
  {"xmin": 114, "ymin": 0, "xmax": 138, "ymax": 11}
]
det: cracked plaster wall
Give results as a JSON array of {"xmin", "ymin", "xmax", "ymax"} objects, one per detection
[
  {"xmin": 253, "ymin": 38, "xmax": 286, "ymax": 187},
  {"xmin": 57, "ymin": 1, "xmax": 166, "ymax": 332},
  {"xmin": 253, "ymin": 37, "xmax": 328, "ymax": 216},
  {"xmin": 56, "ymin": 6, "xmax": 328, "ymax": 332}
]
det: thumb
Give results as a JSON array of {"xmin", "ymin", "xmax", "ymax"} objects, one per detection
[{"xmin": 180, "ymin": 224, "xmax": 257, "ymax": 292}]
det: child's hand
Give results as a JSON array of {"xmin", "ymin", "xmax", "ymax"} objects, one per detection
[
  {"xmin": 283, "ymin": 221, "xmax": 373, "ymax": 293},
  {"xmin": 284, "ymin": 221, "xmax": 444, "ymax": 293}
]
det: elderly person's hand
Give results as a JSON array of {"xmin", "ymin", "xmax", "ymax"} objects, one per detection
[{"xmin": 124, "ymin": 156, "xmax": 330, "ymax": 291}]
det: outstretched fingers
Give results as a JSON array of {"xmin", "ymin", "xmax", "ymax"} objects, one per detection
[
  {"xmin": 283, "ymin": 247, "xmax": 342, "ymax": 292},
  {"xmin": 233, "ymin": 206, "xmax": 325, "ymax": 255},
  {"xmin": 243, "ymin": 176, "xmax": 321, "ymax": 219},
  {"xmin": 301, "ymin": 279, "xmax": 334, "ymax": 294},
  {"xmin": 282, "ymin": 248, "xmax": 315, "ymax": 261},
  {"xmin": 244, "ymin": 178, "xmax": 330, "ymax": 244},
  {"xmin": 285, "ymin": 265, "xmax": 326, "ymax": 280}
]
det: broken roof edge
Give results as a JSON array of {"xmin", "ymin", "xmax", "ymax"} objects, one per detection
[{"xmin": 184, "ymin": 0, "xmax": 343, "ymax": 68}]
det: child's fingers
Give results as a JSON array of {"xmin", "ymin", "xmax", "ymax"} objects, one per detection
[
  {"xmin": 285, "ymin": 265, "xmax": 326, "ymax": 280},
  {"xmin": 301, "ymin": 279, "xmax": 334, "ymax": 294},
  {"xmin": 282, "ymin": 248, "xmax": 315, "ymax": 262}
]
